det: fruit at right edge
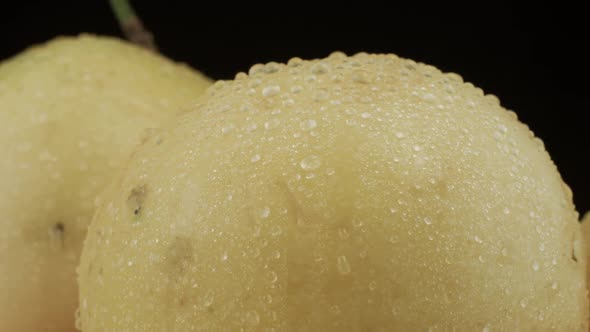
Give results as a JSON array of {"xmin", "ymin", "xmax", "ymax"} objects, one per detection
[
  {"xmin": 582, "ymin": 211, "xmax": 590, "ymax": 312},
  {"xmin": 79, "ymin": 52, "xmax": 587, "ymax": 331},
  {"xmin": 0, "ymin": 34, "xmax": 211, "ymax": 331}
]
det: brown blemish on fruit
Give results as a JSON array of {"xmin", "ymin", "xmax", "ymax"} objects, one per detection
[
  {"xmin": 127, "ymin": 185, "xmax": 147, "ymax": 218},
  {"xmin": 51, "ymin": 222, "xmax": 65, "ymax": 248}
]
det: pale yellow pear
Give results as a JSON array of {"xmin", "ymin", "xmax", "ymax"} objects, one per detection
[
  {"xmin": 0, "ymin": 34, "xmax": 211, "ymax": 331},
  {"xmin": 78, "ymin": 52, "xmax": 586, "ymax": 331},
  {"xmin": 582, "ymin": 211, "xmax": 590, "ymax": 321}
]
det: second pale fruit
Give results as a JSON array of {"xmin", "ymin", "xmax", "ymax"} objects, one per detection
[{"xmin": 0, "ymin": 34, "xmax": 211, "ymax": 332}]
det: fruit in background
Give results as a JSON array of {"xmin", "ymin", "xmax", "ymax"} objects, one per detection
[
  {"xmin": 78, "ymin": 52, "xmax": 587, "ymax": 331},
  {"xmin": 0, "ymin": 34, "xmax": 211, "ymax": 331}
]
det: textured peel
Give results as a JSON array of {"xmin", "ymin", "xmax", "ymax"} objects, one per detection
[
  {"xmin": 79, "ymin": 52, "xmax": 587, "ymax": 331},
  {"xmin": 0, "ymin": 34, "xmax": 211, "ymax": 331},
  {"xmin": 582, "ymin": 211, "xmax": 590, "ymax": 320}
]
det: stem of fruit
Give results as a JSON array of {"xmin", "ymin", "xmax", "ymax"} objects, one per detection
[{"xmin": 109, "ymin": 0, "xmax": 158, "ymax": 51}]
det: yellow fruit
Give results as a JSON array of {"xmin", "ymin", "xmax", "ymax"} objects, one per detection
[
  {"xmin": 582, "ymin": 212, "xmax": 590, "ymax": 313},
  {"xmin": 0, "ymin": 34, "xmax": 211, "ymax": 331},
  {"xmin": 78, "ymin": 52, "xmax": 587, "ymax": 331}
]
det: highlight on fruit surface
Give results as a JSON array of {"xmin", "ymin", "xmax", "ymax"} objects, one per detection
[
  {"xmin": 78, "ymin": 52, "xmax": 587, "ymax": 331},
  {"xmin": 0, "ymin": 34, "xmax": 211, "ymax": 332}
]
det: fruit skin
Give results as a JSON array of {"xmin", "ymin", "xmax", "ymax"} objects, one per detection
[
  {"xmin": 79, "ymin": 52, "xmax": 587, "ymax": 331},
  {"xmin": 582, "ymin": 211, "xmax": 590, "ymax": 317},
  {"xmin": 0, "ymin": 34, "xmax": 211, "ymax": 332}
]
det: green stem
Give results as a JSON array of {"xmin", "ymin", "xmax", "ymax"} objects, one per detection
[
  {"xmin": 109, "ymin": 0, "xmax": 158, "ymax": 51},
  {"xmin": 110, "ymin": 0, "xmax": 137, "ymax": 24}
]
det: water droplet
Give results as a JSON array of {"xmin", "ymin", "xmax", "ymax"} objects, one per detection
[
  {"xmin": 503, "ymin": 207, "xmax": 511, "ymax": 215},
  {"xmin": 200, "ymin": 290, "xmax": 215, "ymax": 307},
  {"xmin": 361, "ymin": 112, "xmax": 372, "ymax": 119},
  {"xmin": 352, "ymin": 70, "xmax": 369, "ymax": 83},
  {"xmin": 263, "ymin": 294, "xmax": 273, "ymax": 304},
  {"xmin": 264, "ymin": 119, "xmax": 281, "ymax": 129},
  {"xmin": 264, "ymin": 62, "xmax": 280, "ymax": 74},
  {"xmin": 483, "ymin": 324, "xmax": 491, "ymax": 332},
  {"xmin": 413, "ymin": 145, "xmax": 422, "ymax": 152},
  {"xmin": 551, "ymin": 281, "xmax": 558, "ymax": 290},
  {"xmin": 260, "ymin": 207, "xmax": 271, "ymax": 219},
  {"xmin": 270, "ymin": 225, "xmax": 282, "ymax": 236},
  {"xmin": 127, "ymin": 260, "xmax": 134, "ymax": 267},
  {"xmin": 352, "ymin": 217, "xmax": 363, "ymax": 228},
  {"xmin": 520, "ymin": 298, "xmax": 528, "ymax": 308},
  {"xmin": 338, "ymin": 228, "xmax": 350, "ymax": 239},
  {"xmin": 313, "ymin": 89, "xmax": 329, "ymax": 101},
  {"xmin": 474, "ymin": 235, "xmax": 483, "ymax": 243},
  {"xmin": 290, "ymin": 85, "xmax": 303, "ymax": 93},
  {"xmin": 501, "ymin": 248, "xmax": 508, "ymax": 256},
  {"xmin": 262, "ymin": 85, "xmax": 280, "ymax": 97},
  {"xmin": 337, "ymin": 255, "xmax": 351, "ymax": 275},
  {"xmin": 532, "ymin": 261, "xmax": 540, "ymax": 271},
  {"xmin": 300, "ymin": 119, "xmax": 317, "ymax": 131},
  {"xmin": 330, "ymin": 305, "xmax": 341, "ymax": 315},
  {"xmin": 287, "ymin": 57, "xmax": 303, "ymax": 67},
  {"xmin": 423, "ymin": 217, "xmax": 432, "ymax": 225},
  {"xmin": 251, "ymin": 154, "xmax": 261, "ymax": 163},
  {"xmin": 300, "ymin": 155, "xmax": 321, "ymax": 170},
  {"xmin": 245, "ymin": 123, "xmax": 258, "ymax": 132},
  {"xmin": 368, "ymin": 280, "xmax": 377, "ymax": 291},
  {"xmin": 311, "ymin": 62, "xmax": 330, "ymax": 75},
  {"xmin": 272, "ymin": 250, "xmax": 281, "ymax": 259},
  {"xmin": 326, "ymin": 168, "xmax": 336, "ymax": 176},
  {"xmin": 395, "ymin": 132, "xmax": 406, "ymax": 139},
  {"xmin": 242, "ymin": 310, "xmax": 260, "ymax": 326},
  {"xmin": 221, "ymin": 251, "xmax": 229, "ymax": 261},
  {"xmin": 539, "ymin": 243, "xmax": 545, "ymax": 252},
  {"xmin": 268, "ymin": 271, "xmax": 278, "ymax": 283}
]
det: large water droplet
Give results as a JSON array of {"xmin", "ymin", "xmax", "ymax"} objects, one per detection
[
  {"xmin": 311, "ymin": 62, "xmax": 330, "ymax": 75},
  {"xmin": 300, "ymin": 155, "xmax": 321, "ymax": 170},
  {"xmin": 337, "ymin": 255, "xmax": 351, "ymax": 275},
  {"xmin": 262, "ymin": 85, "xmax": 281, "ymax": 97},
  {"xmin": 264, "ymin": 119, "xmax": 281, "ymax": 130},
  {"xmin": 300, "ymin": 119, "xmax": 317, "ymax": 131},
  {"xmin": 242, "ymin": 310, "xmax": 260, "ymax": 326},
  {"xmin": 260, "ymin": 207, "xmax": 271, "ymax": 219}
]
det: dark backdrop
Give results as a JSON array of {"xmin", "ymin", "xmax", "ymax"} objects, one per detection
[{"xmin": 1, "ymin": 2, "xmax": 588, "ymax": 215}]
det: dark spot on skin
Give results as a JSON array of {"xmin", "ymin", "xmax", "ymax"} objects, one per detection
[
  {"xmin": 127, "ymin": 185, "xmax": 147, "ymax": 219},
  {"xmin": 572, "ymin": 248, "xmax": 578, "ymax": 262},
  {"xmin": 51, "ymin": 222, "xmax": 65, "ymax": 248},
  {"xmin": 53, "ymin": 222, "xmax": 65, "ymax": 233}
]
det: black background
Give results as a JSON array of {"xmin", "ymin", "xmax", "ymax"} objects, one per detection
[{"xmin": 1, "ymin": 2, "xmax": 588, "ymax": 215}]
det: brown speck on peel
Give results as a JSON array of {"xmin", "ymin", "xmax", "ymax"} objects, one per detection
[
  {"xmin": 127, "ymin": 185, "xmax": 147, "ymax": 218},
  {"xmin": 572, "ymin": 248, "xmax": 578, "ymax": 262},
  {"xmin": 51, "ymin": 222, "xmax": 65, "ymax": 248}
]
